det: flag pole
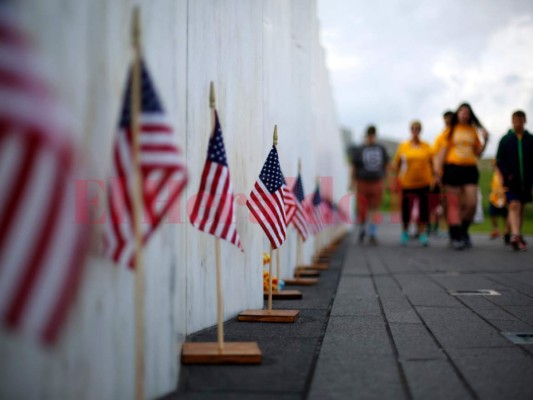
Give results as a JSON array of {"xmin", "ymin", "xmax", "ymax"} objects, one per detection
[
  {"xmin": 215, "ymin": 238, "xmax": 224, "ymax": 352},
  {"xmin": 315, "ymin": 176, "xmax": 321, "ymax": 259},
  {"xmin": 268, "ymin": 243, "xmax": 274, "ymax": 311},
  {"xmin": 275, "ymin": 131, "xmax": 281, "ymax": 287},
  {"xmin": 267, "ymin": 125, "xmax": 278, "ymax": 311},
  {"xmin": 131, "ymin": 7, "xmax": 145, "ymax": 400},
  {"xmin": 276, "ymin": 246, "xmax": 280, "ymax": 293},
  {"xmin": 210, "ymin": 82, "xmax": 225, "ymax": 352},
  {"xmin": 296, "ymin": 159, "xmax": 302, "ymax": 278}
]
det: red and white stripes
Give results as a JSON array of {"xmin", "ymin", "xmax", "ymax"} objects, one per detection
[
  {"xmin": 190, "ymin": 160, "xmax": 242, "ymax": 249},
  {"xmin": 104, "ymin": 114, "xmax": 187, "ymax": 268},
  {"xmin": 247, "ymin": 180, "xmax": 287, "ymax": 249},
  {"xmin": 0, "ymin": 6, "xmax": 88, "ymax": 344}
]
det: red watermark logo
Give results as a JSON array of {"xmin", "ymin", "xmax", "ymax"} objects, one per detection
[{"xmin": 74, "ymin": 176, "xmax": 449, "ymax": 226}]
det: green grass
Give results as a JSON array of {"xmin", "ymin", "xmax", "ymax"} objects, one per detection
[
  {"xmin": 380, "ymin": 159, "xmax": 533, "ymax": 234},
  {"xmin": 470, "ymin": 159, "xmax": 533, "ymax": 235}
]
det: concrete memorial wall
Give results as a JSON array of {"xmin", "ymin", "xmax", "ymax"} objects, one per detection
[{"xmin": 0, "ymin": 0, "xmax": 349, "ymax": 398}]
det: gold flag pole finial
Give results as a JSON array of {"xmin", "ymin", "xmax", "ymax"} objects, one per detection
[
  {"xmin": 273, "ymin": 125, "xmax": 278, "ymax": 146},
  {"xmin": 298, "ymin": 158, "xmax": 302, "ymax": 174},
  {"xmin": 132, "ymin": 6, "xmax": 141, "ymax": 50},
  {"xmin": 209, "ymin": 81, "xmax": 216, "ymax": 109}
]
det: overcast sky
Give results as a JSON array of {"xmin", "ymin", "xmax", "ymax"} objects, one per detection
[{"xmin": 317, "ymin": 0, "xmax": 533, "ymax": 156}]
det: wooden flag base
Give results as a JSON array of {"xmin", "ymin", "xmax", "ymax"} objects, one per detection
[
  {"xmin": 323, "ymin": 246, "xmax": 339, "ymax": 253},
  {"xmin": 181, "ymin": 342, "xmax": 262, "ymax": 364},
  {"xmin": 238, "ymin": 309, "xmax": 299, "ymax": 323},
  {"xmin": 284, "ymin": 278, "xmax": 319, "ymax": 286},
  {"xmin": 297, "ymin": 263, "xmax": 329, "ymax": 271},
  {"xmin": 263, "ymin": 290, "xmax": 302, "ymax": 300},
  {"xmin": 295, "ymin": 270, "xmax": 320, "ymax": 278}
]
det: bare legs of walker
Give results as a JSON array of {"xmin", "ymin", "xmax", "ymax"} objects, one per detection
[
  {"xmin": 356, "ymin": 180, "xmax": 384, "ymax": 245},
  {"xmin": 401, "ymin": 188, "xmax": 429, "ymax": 247},
  {"xmin": 509, "ymin": 200, "xmax": 527, "ymax": 251},
  {"xmin": 444, "ymin": 184, "xmax": 477, "ymax": 250}
]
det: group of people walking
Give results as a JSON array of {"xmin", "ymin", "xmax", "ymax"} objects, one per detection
[{"xmin": 350, "ymin": 103, "xmax": 533, "ymax": 251}]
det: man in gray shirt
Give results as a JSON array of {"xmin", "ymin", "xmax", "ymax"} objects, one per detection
[{"xmin": 351, "ymin": 126, "xmax": 389, "ymax": 244}]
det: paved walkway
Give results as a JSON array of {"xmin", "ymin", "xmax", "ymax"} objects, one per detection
[
  {"xmin": 310, "ymin": 224, "xmax": 533, "ymax": 400},
  {"xmin": 168, "ymin": 221, "xmax": 533, "ymax": 399}
]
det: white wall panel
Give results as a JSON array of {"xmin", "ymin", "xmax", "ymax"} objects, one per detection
[{"xmin": 0, "ymin": 1, "xmax": 348, "ymax": 399}]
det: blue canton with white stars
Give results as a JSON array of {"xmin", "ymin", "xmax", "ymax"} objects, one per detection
[
  {"xmin": 259, "ymin": 146, "xmax": 284, "ymax": 194},
  {"xmin": 312, "ymin": 185, "xmax": 322, "ymax": 206},
  {"xmin": 294, "ymin": 174, "xmax": 305, "ymax": 203},
  {"xmin": 119, "ymin": 60, "xmax": 164, "ymax": 128},
  {"xmin": 207, "ymin": 112, "xmax": 228, "ymax": 166}
]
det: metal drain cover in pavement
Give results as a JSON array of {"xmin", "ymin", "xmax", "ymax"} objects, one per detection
[
  {"xmin": 448, "ymin": 289, "xmax": 501, "ymax": 296},
  {"xmin": 502, "ymin": 332, "xmax": 533, "ymax": 345}
]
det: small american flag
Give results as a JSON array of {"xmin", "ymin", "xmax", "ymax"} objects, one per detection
[
  {"xmin": 281, "ymin": 172, "xmax": 296, "ymax": 225},
  {"xmin": 291, "ymin": 173, "xmax": 309, "ymax": 241},
  {"xmin": 0, "ymin": 6, "xmax": 89, "ymax": 345},
  {"xmin": 247, "ymin": 146, "xmax": 287, "ymax": 249},
  {"xmin": 189, "ymin": 111, "xmax": 242, "ymax": 249},
  {"xmin": 305, "ymin": 184, "xmax": 324, "ymax": 235},
  {"xmin": 325, "ymin": 198, "xmax": 343, "ymax": 226},
  {"xmin": 103, "ymin": 61, "xmax": 187, "ymax": 268},
  {"xmin": 330, "ymin": 201, "xmax": 342, "ymax": 226},
  {"xmin": 320, "ymin": 197, "xmax": 334, "ymax": 226}
]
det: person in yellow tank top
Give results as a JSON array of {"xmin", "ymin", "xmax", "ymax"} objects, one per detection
[
  {"xmin": 433, "ymin": 103, "xmax": 489, "ymax": 250},
  {"xmin": 392, "ymin": 120, "xmax": 436, "ymax": 246}
]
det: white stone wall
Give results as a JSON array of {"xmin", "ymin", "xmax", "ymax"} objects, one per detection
[{"xmin": 0, "ymin": 1, "xmax": 348, "ymax": 399}]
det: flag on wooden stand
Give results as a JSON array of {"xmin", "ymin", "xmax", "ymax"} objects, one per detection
[
  {"xmin": 0, "ymin": 6, "xmax": 89, "ymax": 345},
  {"xmin": 322, "ymin": 198, "xmax": 342, "ymax": 226},
  {"xmin": 247, "ymin": 146, "xmax": 287, "ymax": 249},
  {"xmin": 103, "ymin": 61, "xmax": 187, "ymax": 268},
  {"xmin": 282, "ymin": 173, "xmax": 296, "ymax": 225},
  {"xmin": 189, "ymin": 110, "xmax": 242, "ymax": 249},
  {"xmin": 331, "ymin": 201, "xmax": 342, "ymax": 226},
  {"xmin": 320, "ymin": 197, "xmax": 334, "ymax": 227},
  {"xmin": 305, "ymin": 184, "xmax": 324, "ymax": 235},
  {"xmin": 291, "ymin": 173, "xmax": 309, "ymax": 241}
]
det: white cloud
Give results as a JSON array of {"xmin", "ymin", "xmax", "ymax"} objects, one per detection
[
  {"xmin": 318, "ymin": 0, "xmax": 533, "ymax": 156},
  {"xmin": 431, "ymin": 16, "xmax": 533, "ymax": 154},
  {"xmin": 325, "ymin": 52, "xmax": 362, "ymax": 72}
]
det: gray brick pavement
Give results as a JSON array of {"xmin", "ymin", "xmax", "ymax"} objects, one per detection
[
  {"xmin": 310, "ymin": 224, "xmax": 533, "ymax": 400},
  {"xmin": 168, "ymin": 221, "xmax": 533, "ymax": 399}
]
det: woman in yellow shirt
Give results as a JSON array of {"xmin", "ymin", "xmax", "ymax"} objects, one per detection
[
  {"xmin": 433, "ymin": 103, "xmax": 489, "ymax": 250},
  {"xmin": 392, "ymin": 120, "xmax": 435, "ymax": 246}
]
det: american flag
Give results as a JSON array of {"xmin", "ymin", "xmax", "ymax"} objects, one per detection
[
  {"xmin": 305, "ymin": 184, "xmax": 324, "ymax": 235},
  {"xmin": 0, "ymin": 6, "xmax": 89, "ymax": 345},
  {"xmin": 320, "ymin": 197, "xmax": 335, "ymax": 226},
  {"xmin": 247, "ymin": 146, "xmax": 287, "ymax": 249},
  {"xmin": 103, "ymin": 61, "xmax": 187, "ymax": 268},
  {"xmin": 336, "ymin": 201, "xmax": 350, "ymax": 223},
  {"xmin": 291, "ymin": 173, "xmax": 309, "ymax": 241},
  {"xmin": 281, "ymin": 172, "xmax": 296, "ymax": 225},
  {"xmin": 330, "ymin": 201, "xmax": 342, "ymax": 226},
  {"xmin": 189, "ymin": 110, "xmax": 242, "ymax": 249}
]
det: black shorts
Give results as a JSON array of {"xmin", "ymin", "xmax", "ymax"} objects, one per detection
[
  {"xmin": 488, "ymin": 203, "xmax": 508, "ymax": 217},
  {"xmin": 401, "ymin": 186, "xmax": 430, "ymax": 225},
  {"xmin": 442, "ymin": 164, "xmax": 479, "ymax": 186},
  {"xmin": 506, "ymin": 190, "xmax": 533, "ymax": 204}
]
